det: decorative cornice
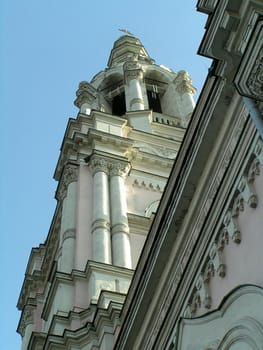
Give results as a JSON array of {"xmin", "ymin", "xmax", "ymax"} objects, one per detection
[
  {"xmin": 234, "ymin": 18, "xmax": 263, "ymax": 102},
  {"xmin": 185, "ymin": 137, "xmax": 262, "ymax": 318},
  {"xmin": 132, "ymin": 178, "xmax": 164, "ymax": 192}
]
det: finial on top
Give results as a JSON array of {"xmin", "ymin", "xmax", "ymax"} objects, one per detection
[{"xmin": 118, "ymin": 29, "xmax": 134, "ymax": 36}]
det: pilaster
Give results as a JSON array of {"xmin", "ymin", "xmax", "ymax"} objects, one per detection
[{"xmin": 57, "ymin": 164, "xmax": 78, "ymax": 273}]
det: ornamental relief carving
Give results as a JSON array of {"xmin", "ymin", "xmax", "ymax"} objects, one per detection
[
  {"xmin": 19, "ymin": 307, "xmax": 34, "ymax": 336},
  {"xmin": 145, "ymin": 115, "xmax": 248, "ymax": 345},
  {"xmin": 89, "ymin": 155, "xmax": 130, "ymax": 178},
  {"xmin": 132, "ymin": 178, "xmax": 164, "ymax": 192},
  {"xmin": 173, "ymin": 70, "xmax": 196, "ymax": 95},
  {"xmin": 74, "ymin": 81, "xmax": 98, "ymax": 107},
  {"xmin": 123, "ymin": 61, "xmax": 143, "ymax": 83},
  {"xmin": 90, "ymin": 157, "xmax": 109, "ymax": 175},
  {"xmin": 109, "ymin": 161, "xmax": 130, "ymax": 177},
  {"xmin": 247, "ymin": 46, "xmax": 263, "ymax": 100},
  {"xmin": 57, "ymin": 164, "xmax": 78, "ymax": 201},
  {"xmin": 235, "ymin": 19, "xmax": 263, "ymax": 101},
  {"xmin": 185, "ymin": 138, "xmax": 263, "ymax": 318}
]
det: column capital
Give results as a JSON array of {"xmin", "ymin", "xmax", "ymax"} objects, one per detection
[
  {"xmin": 57, "ymin": 164, "xmax": 78, "ymax": 201},
  {"xmin": 90, "ymin": 155, "xmax": 109, "ymax": 175},
  {"xmin": 17, "ymin": 306, "xmax": 35, "ymax": 336},
  {"xmin": 109, "ymin": 161, "xmax": 130, "ymax": 177},
  {"xmin": 124, "ymin": 60, "xmax": 143, "ymax": 84}
]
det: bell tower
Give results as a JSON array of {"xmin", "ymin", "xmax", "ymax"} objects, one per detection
[{"xmin": 17, "ymin": 34, "xmax": 196, "ymax": 349}]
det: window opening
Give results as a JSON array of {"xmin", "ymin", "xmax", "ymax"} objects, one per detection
[
  {"xmin": 147, "ymin": 89, "xmax": 162, "ymax": 113},
  {"xmin": 112, "ymin": 92, "xmax": 126, "ymax": 116}
]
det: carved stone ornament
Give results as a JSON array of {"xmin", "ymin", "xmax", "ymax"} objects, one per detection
[
  {"xmin": 184, "ymin": 135, "xmax": 263, "ymax": 319},
  {"xmin": 247, "ymin": 157, "xmax": 260, "ymax": 182},
  {"xmin": 74, "ymin": 81, "xmax": 98, "ymax": 108},
  {"xmin": 123, "ymin": 61, "xmax": 143, "ymax": 83},
  {"xmin": 234, "ymin": 19, "xmax": 263, "ymax": 101},
  {"xmin": 57, "ymin": 164, "xmax": 78, "ymax": 201},
  {"xmin": 237, "ymin": 176, "xmax": 257, "ymax": 208},
  {"xmin": 173, "ymin": 70, "xmax": 196, "ymax": 95},
  {"xmin": 133, "ymin": 178, "xmax": 163, "ymax": 192},
  {"xmin": 196, "ymin": 273, "xmax": 212, "ymax": 309},
  {"xmin": 247, "ymin": 46, "xmax": 263, "ymax": 100},
  {"xmin": 109, "ymin": 161, "xmax": 130, "ymax": 177},
  {"xmin": 209, "ymin": 242, "xmax": 226, "ymax": 278},
  {"xmin": 19, "ymin": 307, "xmax": 34, "ymax": 336},
  {"xmin": 223, "ymin": 210, "xmax": 241, "ymax": 243},
  {"xmin": 90, "ymin": 156, "xmax": 109, "ymax": 175}
]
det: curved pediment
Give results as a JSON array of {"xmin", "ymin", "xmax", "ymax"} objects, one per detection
[{"xmin": 177, "ymin": 285, "xmax": 263, "ymax": 350}]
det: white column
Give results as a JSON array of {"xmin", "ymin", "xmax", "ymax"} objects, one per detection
[
  {"xmin": 57, "ymin": 164, "xmax": 78, "ymax": 273},
  {"xmin": 124, "ymin": 61, "xmax": 145, "ymax": 111},
  {"xmin": 91, "ymin": 157, "xmax": 112, "ymax": 264},
  {"xmin": 128, "ymin": 78, "xmax": 144, "ymax": 111},
  {"xmin": 110, "ymin": 162, "xmax": 132, "ymax": 268}
]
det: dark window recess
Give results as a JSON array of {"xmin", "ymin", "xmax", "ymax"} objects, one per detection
[
  {"xmin": 112, "ymin": 92, "xmax": 126, "ymax": 116},
  {"xmin": 147, "ymin": 90, "xmax": 162, "ymax": 113}
]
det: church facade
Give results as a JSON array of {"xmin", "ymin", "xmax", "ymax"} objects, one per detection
[{"xmin": 17, "ymin": 0, "xmax": 263, "ymax": 349}]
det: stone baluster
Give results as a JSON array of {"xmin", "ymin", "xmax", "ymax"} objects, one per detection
[
  {"xmin": 109, "ymin": 161, "xmax": 132, "ymax": 268},
  {"xmin": 90, "ymin": 156, "xmax": 112, "ymax": 264}
]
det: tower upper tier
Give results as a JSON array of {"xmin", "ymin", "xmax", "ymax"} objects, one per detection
[{"xmin": 74, "ymin": 34, "xmax": 196, "ymax": 128}]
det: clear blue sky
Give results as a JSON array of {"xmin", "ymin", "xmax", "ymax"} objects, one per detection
[{"xmin": 0, "ymin": 1, "xmax": 211, "ymax": 348}]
